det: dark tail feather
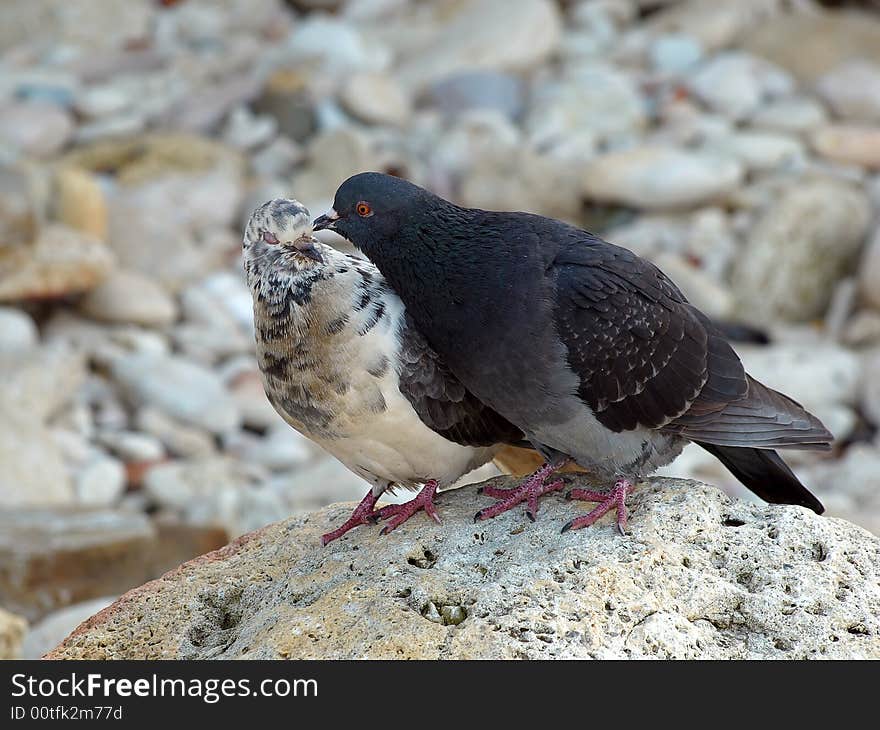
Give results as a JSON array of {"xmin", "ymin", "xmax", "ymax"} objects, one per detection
[{"xmin": 697, "ymin": 442, "xmax": 824, "ymax": 514}]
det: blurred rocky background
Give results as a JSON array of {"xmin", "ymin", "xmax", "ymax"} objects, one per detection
[{"xmin": 0, "ymin": 0, "xmax": 879, "ymax": 658}]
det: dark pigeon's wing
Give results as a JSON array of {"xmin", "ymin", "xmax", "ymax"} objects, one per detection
[
  {"xmin": 397, "ymin": 313, "xmax": 525, "ymax": 447},
  {"xmin": 551, "ymin": 236, "xmax": 831, "ymax": 449},
  {"xmin": 551, "ymin": 238, "xmax": 735, "ymax": 432}
]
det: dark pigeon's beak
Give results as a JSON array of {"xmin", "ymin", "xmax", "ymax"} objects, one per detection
[
  {"xmin": 292, "ymin": 237, "xmax": 324, "ymax": 263},
  {"xmin": 313, "ymin": 208, "xmax": 339, "ymax": 232}
]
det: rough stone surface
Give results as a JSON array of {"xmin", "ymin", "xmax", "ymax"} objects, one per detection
[{"xmin": 47, "ymin": 478, "xmax": 880, "ymax": 660}]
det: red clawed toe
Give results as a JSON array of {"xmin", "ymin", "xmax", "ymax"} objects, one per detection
[
  {"xmin": 320, "ymin": 489, "xmax": 381, "ymax": 546},
  {"xmin": 376, "ymin": 479, "xmax": 441, "ymax": 535},
  {"xmin": 563, "ymin": 479, "xmax": 633, "ymax": 535},
  {"xmin": 320, "ymin": 480, "xmax": 444, "ymax": 546},
  {"xmin": 475, "ymin": 462, "xmax": 566, "ymax": 523}
]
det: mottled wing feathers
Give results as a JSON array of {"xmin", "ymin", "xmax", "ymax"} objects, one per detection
[
  {"xmin": 550, "ymin": 234, "xmax": 831, "ymax": 451},
  {"xmin": 397, "ymin": 313, "xmax": 524, "ymax": 447},
  {"xmin": 669, "ymin": 375, "xmax": 833, "ymax": 450},
  {"xmin": 552, "ymin": 239, "xmax": 713, "ymax": 432}
]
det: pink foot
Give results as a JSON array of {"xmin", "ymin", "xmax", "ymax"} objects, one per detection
[
  {"xmin": 474, "ymin": 461, "xmax": 567, "ymax": 523},
  {"xmin": 375, "ymin": 479, "xmax": 441, "ymax": 536},
  {"xmin": 563, "ymin": 479, "xmax": 633, "ymax": 535},
  {"xmin": 320, "ymin": 489, "xmax": 380, "ymax": 546}
]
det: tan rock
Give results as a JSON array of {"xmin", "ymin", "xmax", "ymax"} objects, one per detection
[
  {"xmin": 395, "ymin": 0, "xmax": 562, "ymax": 90},
  {"xmin": 61, "ymin": 133, "xmax": 244, "ymax": 186},
  {"xmin": 810, "ymin": 125, "xmax": 880, "ymax": 170},
  {"xmin": 340, "ymin": 72, "xmax": 411, "ymax": 127},
  {"xmin": 53, "ymin": 166, "xmax": 108, "ymax": 240},
  {"xmin": 251, "ymin": 69, "xmax": 316, "ymax": 143},
  {"xmin": 859, "ymin": 228, "xmax": 880, "ymax": 311},
  {"xmin": 0, "ymin": 411, "xmax": 75, "ymax": 509},
  {"xmin": 648, "ymin": 0, "xmax": 783, "ymax": 52},
  {"xmin": 741, "ymin": 8, "xmax": 880, "ymax": 84},
  {"xmin": 0, "ymin": 607, "xmax": 27, "ymax": 659},
  {"xmin": 79, "ymin": 269, "xmax": 177, "ymax": 326},
  {"xmin": 816, "ymin": 61, "xmax": 880, "ymax": 124},
  {"xmin": 732, "ymin": 179, "xmax": 871, "ymax": 322},
  {"xmin": 582, "ymin": 146, "xmax": 743, "ymax": 210},
  {"xmin": 0, "ymin": 165, "xmax": 37, "ymax": 249},
  {"xmin": 47, "ymin": 478, "xmax": 880, "ymax": 659},
  {"xmin": 0, "ymin": 223, "xmax": 114, "ymax": 301}
]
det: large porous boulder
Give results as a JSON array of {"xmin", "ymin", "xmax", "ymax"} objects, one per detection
[{"xmin": 47, "ymin": 477, "xmax": 880, "ymax": 660}]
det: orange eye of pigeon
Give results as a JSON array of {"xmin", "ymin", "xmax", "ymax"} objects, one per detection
[
  {"xmin": 261, "ymin": 229, "xmax": 280, "ymax": 245},
  {"xmin": 356, "ymin": 202, "xmax": 372, "ymax": 217}
]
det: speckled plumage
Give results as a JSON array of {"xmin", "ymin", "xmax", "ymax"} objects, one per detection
[{"xmin": 243, "ymin": 199, "xmax": 521, "ymax": 501}]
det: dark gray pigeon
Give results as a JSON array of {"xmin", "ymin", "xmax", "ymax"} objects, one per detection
[
  {"xmin": 244, "ymin": 199, "xmax": 523, "ymax": 545},
  {"xmin": 313, "ymin": 173, "xmax": 832, "ymax": 533}
]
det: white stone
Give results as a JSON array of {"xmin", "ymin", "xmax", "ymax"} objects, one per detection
[
  {"xmin": 748, "ymin": 96, "xmax": 828, "ymax": 134},
  {"xmin": 859, "ymin": 228, "xmax": 880, "ymax": 311},
  {"xmin": 76, "ymin": 455, "xmax": 126, "ymax": 506},
  {"xmin": 862, "ymin": 350, "xmax": 880, "ymax": 429},
  {"xmin": 250, "ymin": 136, "xmax": 303, "ymax": 178},
  {"xmin": 180, "ymin": 271, "xmax": 254, "ymax": 344},
  {"xmin": 222, "ymin": 106, "xmax": 277, "ymax": 150},
  {"xmin": 526, "ymin": 64, "xmax": 645, "ymax": 148},
  {"xmin": 227, "ymin": 368, "xmax": 285, "ymax": 431},
  {"xmin": 582, "ymin": 146, "xmax": 743, "ymax": 210},
  {"xmin": 732, "ymin": 180, "xmax": 871, "ymax": 322},
  {"xmin": 232, "ymin": 425, "xmax": 314, "ymax": 472},
  {"xmin": 649, "ymin": 33, "xmax": 703, "ymax": 74},
  {"xmin": 96, "ymin": 430, "xmax": 165, "ymax": 462},
  {"xmin": 286, "ymin": 17, "xmax": 391, "ymax": 81},
  {"xmin": 135, "ymin": 407, "xmax": 216, "ymax": 458},
  {"xmin": 816, "ymin": 61, "xmax": 880, "ymax": 123},
  {"xmin": 74, "ymin": 85, "xmax": 130, "ymax": 118},
  {"xmin": 688, "ymin": 51, "xmax": 793, "ymax": 121},
  {"xmin": 395, "ymin": 0, "xmax": 562, "ymax": 90},
  {"xmin": 706, "ymin": 131, "xmax": 804, "ymax": 172},
  {"xmin": 0, "ymin": 101, "xmax": 73, "ymax": 158},
  {"xmin": 79, "ymin": 270, "xmax": 177, "ymax": 327},
  {"xmin": 0, "ymin": 307, "xmax": 38, "ymax": 353},
  {"xmin": 111, "ymin": 352, "xmax": 240, "ymax": 435},
  {"xmin": 0, "ymin": 412, "xmax": 74, "ymax": 508},
  {"xmin": 23, "ymin": 597, "xmax": 115, "ymax": 659},
  {"xmin": 341, "ymin": 72, "xmax": 411, "ymax": 127}
]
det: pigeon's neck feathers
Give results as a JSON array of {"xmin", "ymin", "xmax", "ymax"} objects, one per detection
[{"xmin": 364, "ymin": 203, "xmax": 555, "ymax": 379}]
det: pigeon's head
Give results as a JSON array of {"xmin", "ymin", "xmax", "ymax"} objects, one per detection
[
  {"xmin": 313, "ymin": 172, "xmax": 436, "ymax": 258},
  {"xmin": 244, "ymin": 198, "xmax": 325, "ymax": 266}
]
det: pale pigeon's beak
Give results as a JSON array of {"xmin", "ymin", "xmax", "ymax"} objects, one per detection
[{"xmin": 291, "ymin": 236, "xmax": 324, "ymax": 263}]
